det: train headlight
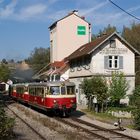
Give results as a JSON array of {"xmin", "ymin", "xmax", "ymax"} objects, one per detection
[
  {"xmin": 71, "ymin": 99, "xmax": 74, "ymax": 103},
  {"xmin": 53, "ymin": 100, "xmax": 57, "ymax": 103}
]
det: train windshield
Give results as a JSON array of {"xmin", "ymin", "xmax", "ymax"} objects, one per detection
[
  {"xmin": 50, "ymin": 86, "xmax": 60, "ymax": 95},
  {"xmin": 67, "ymin": 86, "xmax": 75, "ymax": 95}
]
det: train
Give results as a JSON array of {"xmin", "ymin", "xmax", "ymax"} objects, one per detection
[
  {"xmin": 10, "ymin": 81, "xmax": 77, "ymax": 116},
  {"xmin": 0, "ymin": 82, "xmax": 9, "ymax": 94}
]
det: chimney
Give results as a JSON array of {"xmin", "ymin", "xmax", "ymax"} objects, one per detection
[
  {"xmin": 81, "ymin": 16, "xmax": 85, "ymax": 20},
  {"xmin": 72, "ymin": 10, "xmax": 78, "ymax": 15}
]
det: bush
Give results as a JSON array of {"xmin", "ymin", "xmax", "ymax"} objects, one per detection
[
  {"xmin": 0, "ymin": 105, "xmax": 15, "ymax": 139},
  {"xmin": 81, "ymin": 76, "xmax": 108, "ymax": 112},
  {"xmin": 129, "ymin": 86, "xmax": 140, "ymax": 129},
  {"xmin": 133, "ymin": 109, "xmax": 140, "ymax": 130},
  {"xmin": 108, "ymin": 72, "xmax": 129, "ymax": 107}
]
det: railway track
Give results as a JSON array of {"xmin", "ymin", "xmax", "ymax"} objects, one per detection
[
  {"xmin": 5, "ymin": 105, "xmax": 47, "ymax": 140},
  {"xmin": 55, "ymin": 117, "xmax": 139, "ymax": 140},
  {"xmin": 1, "ymin": 94, "xmax": 48, "ymax": 140},
  {"xmin": 2, "ymin": 95, "xmax": 139, "ymax": 140}
]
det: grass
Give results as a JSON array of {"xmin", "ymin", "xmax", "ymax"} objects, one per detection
[
  {"xmin": 107, "ymin": 106, "xmax": 135, "ymax": 112},
  {"xmin": 81, "ymin": 108, "xmax": 135, "ymax": 128},
  {"xmin": 82, "ymin": 109, "xmax": 117, "ymax": 121}
]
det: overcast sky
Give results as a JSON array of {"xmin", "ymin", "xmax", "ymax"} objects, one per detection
[{"xmin": 0, "ymin": 0, "xmax": 140, "ymax": 61}]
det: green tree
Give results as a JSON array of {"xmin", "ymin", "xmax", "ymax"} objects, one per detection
[
  {"xmin": 97, "ymin": 24, "xmax": 117, "ymax": 37},
  {"xmin": 81, "ymin": 78, "xmax": 93, "ymax": 110},
  {"xmin": 122, "ymin": 23, "xmax": 140, "ymax": 52},
  {"xmin": 122, "ymin": 23, "xmax": 140, "ymax": 85},
  {"xmin": 129, "ymin": 86, "xmax": 140, "ymax": 130},
  {"xmin": 91, "ymin": 24, "xmax": 117, "ymax": 41},
  {"xmin": 0, "ymin": 64, "xmax": 11, "ymax": 82},
  {"xmin": 81, "ymin": 76, "xmax": 108, "ymax": 112},
  {"xmin": 1, "ymin": 59, "xmax": 8, "ymax": 64},
  {"xmin": 26, "ymin": 47, "xmax": 50, "ymax": 72},
  {"xmin": 109, "ymin": 72, "xmax": 129, "ymax": 107},
  {"xmin": 102, "ymin": 24, "xmax": 117, "ymax": 35}
]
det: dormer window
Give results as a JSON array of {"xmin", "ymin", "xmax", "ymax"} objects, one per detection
[{"xmin": 110, "ymin": 39, "xmax": 116, "ymax": 48}]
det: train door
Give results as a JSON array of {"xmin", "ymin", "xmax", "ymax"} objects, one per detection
[
  {"xmin": 29, "ymin": 87, "xmax": 35, "ymax": 103},
  {"xmin": 36, "ymin": 86, "xmax": 45, "ymax": 106},
  {"xmin": 44, "ymin": 86, "xmax": 49, "ymax": 108},
  {"xmin": 24, "ymin": 85, "xmax": 29, "ymax": 102}
]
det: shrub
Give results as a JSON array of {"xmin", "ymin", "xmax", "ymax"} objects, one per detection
[
  {"xmin": 0, "ymin": 105, "xmax": 15, "ymax": 139},
  {"xmin": 129, "ymin": 86, "xmax": 140, "ymax": 129}
]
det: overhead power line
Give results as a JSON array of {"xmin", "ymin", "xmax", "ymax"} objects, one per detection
[{"xmin": 108, "ymin": 0, "xmax": 140, "ymax": 21}]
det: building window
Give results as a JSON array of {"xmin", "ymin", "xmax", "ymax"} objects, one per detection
[
  {"xmin": 55, "ymin": 75, "xmax": 60, "ymax": 81},
  {"xmin": 82, "ymin": 56, "xmax": 90, "ymax": 70},
  {"xmin": 108, "ymin": 55, "xmax": 119, "ymax": 69},
  {"xmin": 110, "ymin": 39, "xmax": 116, "ymax": 48}
]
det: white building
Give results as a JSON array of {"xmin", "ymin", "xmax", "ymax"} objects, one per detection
[
  {"xmin": 49, "ymin": 10, "xmax": 91, "ymax": 63},
  {"xmin": 66, "ymin": 32, "xmax": 140, "ymax": 105},
  {"xmin": 35, "ymin": 11, "xmax": 140, "ymax": 106}
]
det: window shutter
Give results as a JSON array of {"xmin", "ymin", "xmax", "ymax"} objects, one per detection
[
  {"xmin": 119, "ymin": 56, "xmax": 123, "ymax": 69},
  {"xmin": 104, "ymin": 56, "xmax": 108, "ymax": 69}
]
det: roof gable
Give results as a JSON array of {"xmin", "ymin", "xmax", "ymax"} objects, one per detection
[
  {"xmin": 49, "ymin": 12, "xmax": 90, "ymax": 29},
  {"xmin": 66, "ymin": 32, "xmax": 140, "ymax": 61}
]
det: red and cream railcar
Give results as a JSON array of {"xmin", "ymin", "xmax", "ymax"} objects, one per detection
[
  {"xmin": 16, "ymin": 83, "xmax": 29, "ymax": 103},
  {"xmin": 10, "ymin": 84, "xmax": 17, "ymax": 98},
  {"xmin": 11, "ymin": 81, "xmax": 77, "ymax": 115}
]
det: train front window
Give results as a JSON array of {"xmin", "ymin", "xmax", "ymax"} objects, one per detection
[
  {"xmin": 67, "ymin": 86, "xmax": 75, "ymax": 95},
  {"xmin": 61, "ymin": 86, "xmax": 66, "ymax": 95},
  {"xmin": 50, "ymin": 86, "xmax": 60, "ymax": 95}
]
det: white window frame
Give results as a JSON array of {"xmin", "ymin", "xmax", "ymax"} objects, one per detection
[{"xmin": 108, "ymin": 55, "xmax": 119, "ymax": 69}]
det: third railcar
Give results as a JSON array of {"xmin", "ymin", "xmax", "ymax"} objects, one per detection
[{"xmin": 10, "ymin": 81, "xmax": 77, "ymax": 116}]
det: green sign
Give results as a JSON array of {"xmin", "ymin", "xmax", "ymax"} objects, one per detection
[{"xmin": 77, "ymin": 26, "xmax": 86, "ymax": 35}]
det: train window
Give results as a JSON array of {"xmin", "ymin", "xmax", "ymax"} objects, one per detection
[
  {"xmin": 17, "ymin": 87, "xmax": 24, "ymax": 94},
  {"xmin": 40, "ymin": 88, "xmax": 44, "ymax": 97},
  {"xmin": 67, "ymin": 86, "xmax": 75, "ymax": 95},
  {"xmin": 50, "ymin": 86, "xmax": 60, "ymax": 95},
  {"xmin": 61, "ymin": 86, "xmax": 66, "ymax": 95},
  {"xmin": 24, "ymin": 86, "xmax": 28, "ymax": 92},
  {"xmin": 29, "ymin": 88, "xmax": 35, "ymax": 95},
  {"xmin": 13, "ymin": 86, "xmax": 16, "ymax": 90},
  {"xmin": 44, "ymin": 87, "xmax": 48, "ymax": 96},
  {"xmin": 36, "ymin": 87, "xmax": 44, "ymax": 97}
]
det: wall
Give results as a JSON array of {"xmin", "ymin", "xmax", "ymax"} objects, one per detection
[
  {"xmin": 69, "ymin": 36, "xmax": 135, "ymax": 105},
  {"xmin": 50, "ymin": 14, "xmax": 91, "ymax": 62},
  {"xmin": 50, "ymin": 27, "xmax": 57, "ymax": 63},
  {"xmin": 90, "ymin": 37, "xmax": 135, "ymax": 75}
]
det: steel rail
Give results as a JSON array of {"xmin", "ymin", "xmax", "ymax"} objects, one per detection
[
  {"xmin": 5, "ymin": 104, "xmax": 47, "ymax": 140},
  {"xmin": 71, "ymin": 117, "xmax": 139, "ymax": 140},
  {"xmin": 55, "ymin": 117, "xmax": 109, "ymax": 140}
]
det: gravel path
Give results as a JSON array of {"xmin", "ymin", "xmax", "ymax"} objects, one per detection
[
  {"xmin": 5, "ymin": 102, "xmax": 91, "ymax": 140},
  {"xmin": 6, "ymin": 103, "xmax": 67, "ymax": 140}
]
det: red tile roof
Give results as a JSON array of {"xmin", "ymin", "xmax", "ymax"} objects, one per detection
[
  {"xmin": 50, "ymin": 61, "xmax": 65, "ymax": 68},
  {"xmin": 65, "ymin": 33, "xmax": 111, "ymax": 60},
  {"xmin": 50, "ymin": 61, "xmax": 69, "ymax": 74},
  {"xmin": 65, "ymin": 32, "xmax": 140, "ymax": 61}
]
